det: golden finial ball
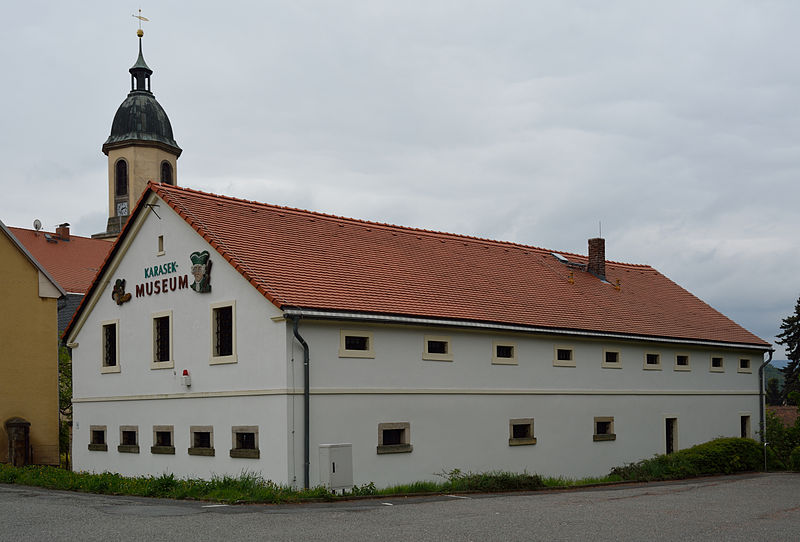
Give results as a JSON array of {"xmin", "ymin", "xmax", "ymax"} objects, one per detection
[{"xmin": 137, "ymin": 29, "xmax": 144, "ymax": 38}]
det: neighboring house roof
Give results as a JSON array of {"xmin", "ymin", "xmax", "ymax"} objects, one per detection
[
  {"xmin": 767, "ymin": 405, "xmax": 800, "ymax": 427},
  {"xmin": 9, "ymin": 226, "xmax": 112, "ymax": 294},
  {"xmin": 67, "ymin": 183, "xmax": 771, "ymax": 348},
  {"xmin": 0, "ymin": 219, "xmax": 65, "ymax": 298}
]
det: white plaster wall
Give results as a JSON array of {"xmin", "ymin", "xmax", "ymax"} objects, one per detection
[
  {"xmin": 72, "ymin": 396, "xmax": 289, "ymax": 481},
  {"xmin": 288, "ymin": 320, "xmax": 764, "ymax": 487}
]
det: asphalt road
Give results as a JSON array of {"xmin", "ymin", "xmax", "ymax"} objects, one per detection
[{"xmin": 1, "ymin": 473, "xmax": 798, "ymax": 541}]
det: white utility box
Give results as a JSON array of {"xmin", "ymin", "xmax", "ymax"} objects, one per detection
[{"xmin": 319, "ymin": 443, "xmax": 353, "ymax": 493}]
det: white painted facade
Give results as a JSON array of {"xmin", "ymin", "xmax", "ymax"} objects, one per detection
[{"xmin": 70, "ymin": 192, "xmax": 766, "ymax": 488}]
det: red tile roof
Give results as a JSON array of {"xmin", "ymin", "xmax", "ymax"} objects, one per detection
[
  {"xmin": 9, "ymin": 227, "xmax": 112, "ymax": 294},
  {"xmin": 138, "ymin": 183, "xmax": 769, "ymax": 348},
  {"xmin": 767, "ymin": 406, "xmax": 800, "ymax": 427}
]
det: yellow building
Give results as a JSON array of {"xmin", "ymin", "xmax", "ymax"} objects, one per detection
[{"xmin": 0, "ymin": 220, "xmax": 64, "ymax": 465}]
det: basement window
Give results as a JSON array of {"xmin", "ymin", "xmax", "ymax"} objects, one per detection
[
  {"xmin": 738, "ymin": 358, "xmax": 752, "ymax": 374},
  {"xmin": 377, "ymin": 422, "xmax": 412, "ymax": 454},
  {"xmin": 602, "ymin": 349, "xmax": 621, "ymax": 369},
  {"xmin": 423, "ymin": 335, "xmax": 453, "ymax": 361},
  {"xmin": 644, "ymin": 352, "xmax": 662, "ymax": 370},
  {"xmin": 674, "ymin": 354, "xmax": 691, "ymax": 371},
  {"xmin": 101, "ymin": 320, "xmax": 121, "ymax": 374},
  {"xmin": 188, "ymin": 426, "xmax": 215, "ymax": 457},
  {"xmin": 554, "ymin": 346, "xmax": 576, "ymax": 367},
  {"xmin": 508, "ymin": 418, "xmax": 537, "ymax": 446},
  {"xmin": 88, "ymin": 425, "xmax": 107, "ymax": 452},
  {"xmin": 151, "ymin": 425, "xmax": 175, "ymax": 455},
  {"xmin": 710, "ymin": 356, "xmax": 724, "ymax": 373},
  {"xmin": 593, "ymin": 417, "xmax": 616, "ymax": 442},
  {"xmin": 339, "ymin": 330, "xmax": 375, "ymax": 358},
  {"xmin": 492, "ymin": 341, "xmax": 517, "ymax": 365},
  {"xmin": 230, "ymin": 426, "xmax": 260, "ymax": 458},
  {"xmin": 118, "ymin": 425, "xmax": 139, "ymax": 453},
  {"xmin": 210, "ymin": 302, "xmax": 237, "ymax": 364},
  {"xmin": 151, "ymin": 311, "xmax": 174, "ymax": 369}
]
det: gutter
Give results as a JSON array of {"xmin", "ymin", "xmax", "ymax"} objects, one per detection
[
  {"xmin": 282, "ymin": 308, "xmax": 770, "ymax": 352},
  {"xmin": 758, "ymin": 349, "xmax": 775, "ymax": 469},
  {"xmin": 291, "ymin": 316, "xmax": 310, "ymax": 489}
]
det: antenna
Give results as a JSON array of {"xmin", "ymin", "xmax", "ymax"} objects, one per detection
[{"xmin": 33, "ymin": 219, "xmax": 42, "ymax": 231}]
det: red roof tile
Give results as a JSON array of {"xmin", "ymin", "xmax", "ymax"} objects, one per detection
[
  {"xmin": 142, "ymin": 184, "xmax": 768, "ymax": 348},
  {"xmin": 10, "ymin": 227, "xmax": 112, "ymax": 294},
  {"xmin": 767, "ymin": 406, "xmax": 800, "ymax": 427}
]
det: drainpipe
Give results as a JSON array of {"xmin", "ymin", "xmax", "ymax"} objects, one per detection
[
  {"xmin": 291, "ymin": 316, "xmax": 310, "ymax": 489},
  {"xmin": 758, "ymin": 349, "xmax": 774, "ymax": 470}
]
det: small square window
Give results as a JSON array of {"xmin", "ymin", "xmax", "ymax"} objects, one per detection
[
  {"xmin": 593, "ymin": 417, "xmax": 616, "ymax": 441},
  {"xmin": 492, "ymin": 341, "xmax": 517, "ymax": 365},
  {"xmin": 118, "ymin": 425, "xmax": 139, "ymax": 453},
  {"xmin": 230, "ymin": 426, "xmax": 260, "ymax": 458},
  {"xmin": 151, "ymin": 425, "xmax": 175, "ymax": 455},
  {"xmin": 377, "ymin": 422, "xmax": 412, "ymax": 454},
  {"xmin": 189, "ymin": 425, "xmax": 215, "ymax": 456},
  {"xmin": 674, "ymin": 354, "xmax": 691, "ymax": 371},
  {"xmin": 339, "ymin": 330, "xmax": 375, "ymax": 358},
  {"xmin": 210, "ymin": 302, "xmax": 237, "ymax": 364},
  {"xmin": 100, "ymin": 320, "xmax": 121, "ymax": 374},
  {"xmin": 88, "ymin": 425, "xmax": 108, "ymax": 451},
  {"xmin": 554, "ymin": 346, "xmax": 576, "ymax": 367},
  {"xmin": 710, "ymin": 356, "xmax": 724, "ymax": 372},
  {"xmin": 644, "ymin": 352, "xmax": 662, "ymax": 370},
  {"xmin": 738, "ymin": 358, "xmax": 752, "ymax": 373},
  {"xmin": 508, "ymin": 418, "xmax": 537, "ymax": 446},
  {"xmin": 602, "ymin": 349, "xmax": 621, "ymax": 369},
  {"xmin": 151, "ymin": 311, "xmax": 174, "ymax": 369},
  {"xmin": 423, "ymin": 335, "xmax": 453, "ymax": 361}
]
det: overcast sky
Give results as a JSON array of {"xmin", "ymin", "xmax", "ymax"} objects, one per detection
[{"xmin": 2, "ymin": 1, "xmax": 798, "ymax": 359}]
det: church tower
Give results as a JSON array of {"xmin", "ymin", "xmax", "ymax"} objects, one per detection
[{"xmin": 94, "ymin": 27, "xmax": 182, "ymax": 239}]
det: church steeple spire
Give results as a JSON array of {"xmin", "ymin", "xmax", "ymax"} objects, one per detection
[{"xmin": 129, "ymin": 32, "xmax": 153, "ymax": 93}]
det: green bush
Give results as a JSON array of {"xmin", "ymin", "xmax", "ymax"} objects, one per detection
[
  {"xmin": 610, "ymin": 438, "xmax": 762, "ymax": 481},
  {"xmin": 789, "ymin": 446, "xmax": 800, "ymax": 472},
  {"xmin": 764, "ymin": 408, "xmax": 800, "ymax": 469}
]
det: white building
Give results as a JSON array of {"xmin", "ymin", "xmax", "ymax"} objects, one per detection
[{"xmin": 64, "ymin": 182, "xmax": 771, "ymax": 489}]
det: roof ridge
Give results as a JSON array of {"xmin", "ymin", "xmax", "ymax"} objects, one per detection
[{"xmin": 152, "ymin": 184, "xmax": 650, "ymax": 267}]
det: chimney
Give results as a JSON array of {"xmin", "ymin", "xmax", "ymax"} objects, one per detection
[
  {"xmin": 56, "ymin": 223, "xmax": 70, "ymax": 241},
  {"xmin": 588, "ymin": 237, "xmax": 605, "ymax": 279}
]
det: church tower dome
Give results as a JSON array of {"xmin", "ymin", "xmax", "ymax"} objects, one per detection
[{"xmin": 95, "ymin": 26, "xmax": 182, "ymax": 239}]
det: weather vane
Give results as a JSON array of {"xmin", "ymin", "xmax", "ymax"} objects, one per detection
[{"xmin": 132, "ymin": 8, "xmax": 149, "ymax": 37}]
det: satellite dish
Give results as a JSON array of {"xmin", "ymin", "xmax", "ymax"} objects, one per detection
[{"xmin": 33, "ymin": 219, "xmax": 42, "ymax": 231}]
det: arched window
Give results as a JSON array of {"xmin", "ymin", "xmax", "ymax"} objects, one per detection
[
  {"xmin": 115, "ymin": 160, "xmax": 128, "ymax": 196},
  {"xmin": 161, "ymin": 161, "xmax": 174, "ymax": 185}
]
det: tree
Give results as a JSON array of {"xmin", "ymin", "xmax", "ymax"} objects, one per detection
[
  {"xmin": 766, "ymin": 378, "xmax": 782, "ymax": 406},
  {"xmin": 777, "ymin": 295, "xmax": 800, "ymax": 405},
  {"xmin": 58, "ymin": 346, "xmax": 72, "ymax": 468}
]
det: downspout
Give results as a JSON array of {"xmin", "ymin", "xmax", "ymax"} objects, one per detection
[
  {"xmin": 758, "ymin": 349, "xmax": 774, "ymax": 470},
  {"xmin": 291, "ymin": 316, "xmax": 310, "ymax": 489}
]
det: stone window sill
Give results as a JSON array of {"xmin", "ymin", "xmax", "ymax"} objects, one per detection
[
  {"xmin": 230, "ymin": 448, "xmax": 260, "ymax": 459},
  {"xmin": 377, "ymin": 444, "xmax": 413, "ymax": 454},
  {"xmin": 117, "ymin": 444, "xmax": 139, "ymax": 454},
  {"xmin": 150, "ymin": 445, "xmax": 176, "ymax": 455},
  {"xmin": 188, "ymin": 447, "xmax": 215, "ymax": 457}
]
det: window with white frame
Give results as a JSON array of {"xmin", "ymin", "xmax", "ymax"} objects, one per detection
[
  {"xmin": 674, "ymin": 353, "xmax": 691, "ymax": 371},
  {"xmin": 339, "ymin": 330, "xmax": 375, "ymax": 358},
  {"xmin": 602, "ymin": 349, "xmax": 621, "ymax": 369},
  {"xmin": 423, "ymin": 335, "xmax": 453, "ymax": 361},
  {"xmin": 101, "ymin": 320, "xmax": 121, "ymax": 374},
  {"xmin": 210, "ymin": 301, "xmax": 237, "ymax": 364},
  {"xmin": 644, "ymin": 352, "xmax": 662, "ymax": 370},
  {"xmin": 377, "ymin": 422, "xmax": 412, "ymax": 454},
  {"xmin": 492, "ymin": 340, "xmax": 517, "ymax": 365},
  {"xmin": 118, "ymin": 425, "xmax": 139, "ymax": 453},
  {"xmin": 710, "ymin": 355, "xmax": 724, "ymax": 372},
  {"xmin": 738, "ymin": 358, "xmax": 752, "ymax": 373},
  {"xmin": 188, "ymin": 426, "xmax": 215, "ymax": 456},
  {"xmin": 88, "ymin": 425, "xmax": 107, "ymax": 451},
  {"xmin": 508, "ymin": 418, "xmax": 537, "ymax": 446},
  {"xmin": 151, "ymin": 311, "xmax": 173, "ymax": 369},
  {"xmin": 151, "ymin": 425, "xmax": 175, "ymax": 455},
  {"xmin": 593, "ymin": 417, "xmax": 616, "ymax": 441},
  {"xmin": 554, "ymin": 346, "xmax": 575, "ymax": 367},
  {"xmin": 230, "ymin": 426, "xmax": 260, "ymax": 458}
]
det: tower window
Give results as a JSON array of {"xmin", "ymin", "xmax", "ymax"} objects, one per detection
[
  {"xmin": 115, "ymin": 159, "xmax": 128, "ymax": 196},
  {"xmin": 161, "ymin": 161, "xmax": 174, "ymax": 185}
]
